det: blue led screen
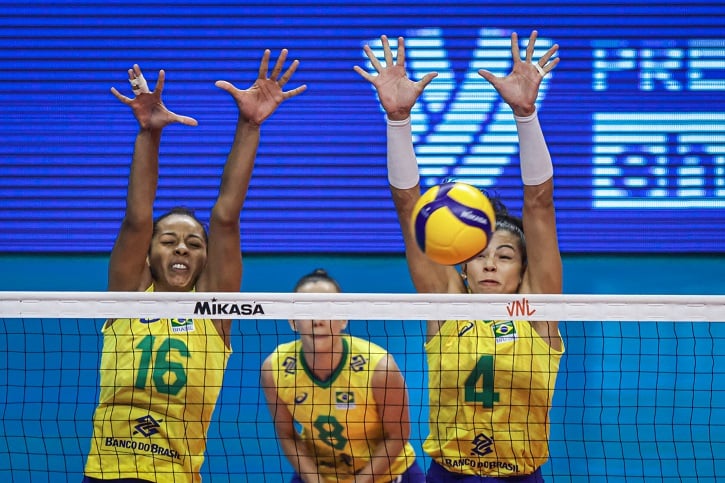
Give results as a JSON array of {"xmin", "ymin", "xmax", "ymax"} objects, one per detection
[{"xmin": 1, "ymin": 1, "xmax": 723, "ymax": 253}]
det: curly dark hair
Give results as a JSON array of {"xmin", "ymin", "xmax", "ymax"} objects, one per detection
[{"xmin": 482, "ymin": 189, "xmax": 527, "ymax": 269}]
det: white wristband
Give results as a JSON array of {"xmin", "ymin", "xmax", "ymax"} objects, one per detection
[
  {"xmin": 514, "ymin": 111, "xmax": 553, "ymax": 185},
  {"xmin": 386, "ymin": 116, "xmax": 420, "ymax": 189}
]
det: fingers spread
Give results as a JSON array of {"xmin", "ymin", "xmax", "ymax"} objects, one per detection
[
  {"xmin": 258, "ymin": 49, "xmax": 271, "ymax": 79},
  {"xmin": 175, "ymin": 114, "xmax": 199, "ymax": 127},
  {"xmin": 395, "ymin": 36, "xmax": 406, "ymax": 66},
  {"xmin": 363, "ymin": 44, "xmax": 384, "ymax": 72},
  {"xmin": 477, "ymin": 69, "xmax": 502, "ymax": 88},
  {"xmin": 353, "ymin": 65, "xmax": 375, "ymax": 82},
  {"xmin": 283, "ymin": 84, "xmax": 307, "ymax": 99},
  {"xmin": 418, "ymin": 72, "xmax": 438, "ymax": 90},
  {"xmin": 382, "ymin": 35, "xmax": 393, "ymax": 66},
  {"xmin": 270, "ymin": 49, "xmax": 288, "ymax": 81},
  {"xmin": 510, "ymin": 32, "xmax": 521, "ymax": 63},
  {"xmin": 214, "ymin": 80, "xmax": 235, "ymax": 93},
  {"xmin": 110, "ymin": 86, "xmax": 131, "ymax": 104},
  {"xmin": 539, "ymin": 44, "xmax": 560, "ymax": 66},
  {"xmin": 154, "ymin": 70, "xmax": 166, "ymax": 94},
  {"xmin": 525, "ymin": 30, "xmax": 539, "ymax": 63},
  {"xmin": 278, "ymin": 58, "xmax": 300, "ymax": 88}
]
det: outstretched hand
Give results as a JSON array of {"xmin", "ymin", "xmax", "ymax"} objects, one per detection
[
  {"xmin": 478, "ymin": 30, "xmax": 559, "ymax": 117},
  {"xmin": 215, "ymin": 49, "xmax": 307, "ymax": 127},
  {"xmin": 354, "ymin": 35, "xmax": 437, "ymax": 121},
  {"xmin": 110, "ymin": 64, "xmax": 198, "ymax": 129}
]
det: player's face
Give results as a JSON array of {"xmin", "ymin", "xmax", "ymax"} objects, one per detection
[
  {"xmin": 147, "ymin": 214, "xmax": 207, "ymax": 292},
  {"xmin": 290, "ymin": 280, "xmax": 348, "ymax": 346},
  {"xmin": 462, "ymin": 229, "xmax": 524, "ymax": 295}
]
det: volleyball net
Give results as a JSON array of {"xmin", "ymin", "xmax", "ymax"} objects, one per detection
[{"xmin": 0, "ymin": 291, "xmax": 723, "ymax": 482}]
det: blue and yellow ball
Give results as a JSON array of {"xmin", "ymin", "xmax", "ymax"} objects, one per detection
[{"xmin": 410, "ymin": 182, "xmax": 496, "ymax": 265}]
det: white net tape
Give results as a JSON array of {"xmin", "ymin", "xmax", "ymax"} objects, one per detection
[{"xmin": 1, "ymin": 291, "xmax": 724, "ymax": 321}]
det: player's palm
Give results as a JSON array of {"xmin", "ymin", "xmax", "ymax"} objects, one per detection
[
  {"xmin": 218, "ymin": 79, "xmax": 285, "ymax": 126},
  {"xmin": 372, "ymin": 65, "xmax": 423, "ymax": 119},
  {"xmin": 131, "ymin": 93, "xmax": 195, "ymax": 130},
  {"xmin": 480, "ymin": 64, "xmax": 541, "ymax": 115}
]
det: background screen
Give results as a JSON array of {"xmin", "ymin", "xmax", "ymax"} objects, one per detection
[{"xmin": 1, "ymin": 0, "xmax": 723, "ymax": 253}]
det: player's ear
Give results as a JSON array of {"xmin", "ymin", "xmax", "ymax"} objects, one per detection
[
  {"xmin": 146, "ymin": 255, "xmax": 150, "ymax": 267},
  {"xmin": 460, "ymin": 263, "xmax": 468, "ymax": 279}
]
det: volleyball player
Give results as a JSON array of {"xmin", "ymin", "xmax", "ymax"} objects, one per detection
[
  {"xmin": 355, "ymin": 31, "xmax": 564, "ymax": 482},
  {"xmin": 261, "ymin": 269, "xmax": 425, "ymax": 483},
  {"xmin": 82, "ymin": 50, "xmax": 306, "ymax": 483}
]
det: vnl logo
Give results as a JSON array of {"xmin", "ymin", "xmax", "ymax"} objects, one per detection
[{"xmin": 363, "ymin": 28, "xmax": 554, "ymax": 188}]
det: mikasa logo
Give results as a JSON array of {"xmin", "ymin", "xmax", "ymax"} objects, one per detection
[
  {"xmin": 459, "ymin": 210, "xmax": 490, "ymax": 226},
  {"xmin": 194, "ymin": 299, "xmax": 265, "ymax": 316}
]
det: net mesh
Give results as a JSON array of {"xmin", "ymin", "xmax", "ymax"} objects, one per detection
[{"xmin": 0, "ymin": 292, "xmax": 723, "ymax": 482}]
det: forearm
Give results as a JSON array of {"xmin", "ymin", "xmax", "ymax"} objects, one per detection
[
  {"xmin": 211, "ymin": 118, "xmax": 259, "ymax": 223},
  {"xmin": 515, "ymin": 110, "xmax": 553, "ymax": 186},
  {"xmin": 517, "ymin": 110, "xmax": 562, "ymax": 298},
  {"xmin": 390, "ymin": 186, "xmax": 450, "ymax": 294},
  {"xmin": 280, "ymin": 436, "xmax": 322, "ymax": 483},
  {"xmin": 386, "ymin": 117, "xmax": 419, "ymax": 190},
  {"xmin": 353, "ymin": 438, "xmax": 407, "ymax": 483},
  {"xmin": 107, "ymin": 128, "xmax": 161, "ymax": 290},
  {"xmin": 387, "ymin": 118, "xmax": 456, "ymax": 293},
  {"xmin": 124, "ymin": 128, "xmax": 162, "ymax": 223}
]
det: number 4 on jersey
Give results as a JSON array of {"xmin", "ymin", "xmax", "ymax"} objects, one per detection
[{"xmin": 464, "ymin": 355, "xmax": 499, "ymax": 408}]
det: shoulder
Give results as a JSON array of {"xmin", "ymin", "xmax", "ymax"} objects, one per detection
[
  {"xmin": 268, "ymin": 340, "xmax": 298, "ymax": 360},
  {"xmin": 261, "ymin": 344, "xmax": 295, "ymax": 387},
  {"xmin": 349, "ymin": 335, "xmax": 387, "ymax": 355}
]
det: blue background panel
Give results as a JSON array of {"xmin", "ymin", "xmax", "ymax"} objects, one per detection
[{"xmin": 0, "ymin": 1, "xmax": 723, "ymax": 254}]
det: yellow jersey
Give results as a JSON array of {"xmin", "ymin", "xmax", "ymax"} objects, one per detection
[
  {"xmin": 423, "ymin": 320, "xmax": 563, "ymax": 477},
  {"xmin": 269, "ymin": 335, "xmax": 416, "ymax": 482},
  {"xmin": 84, "ymin": 287, "xmax": 231, "ymax": 482}
]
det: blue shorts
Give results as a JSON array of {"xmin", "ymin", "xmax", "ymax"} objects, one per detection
[
  {"xmin": 426, "ymin": 460, "xmax": 543, "ymax": 482},
  {"xmin": 291, "ymin": 459, "xmax": 426, "ymax": 483}
]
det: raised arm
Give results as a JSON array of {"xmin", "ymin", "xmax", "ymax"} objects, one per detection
[
  {"xmin": 107, "ymin": 65, "xmax": 198, "ymax": 291},
  {"xmin": 355, "ymin": 36, "xmax": 463, "ymax": 295},
  {"xmin": 260, "ymin": 357, "xmax": 322, "ymax": 483},
  {"xmin": 354, "ymin": 354, "xmax": 412, "ymax": 483},
  {"xmin": 197, "ymin": 49, "xmax": 306, "ymax": 296},
  {"xmin": 478, "ymin": 31, "xmax": 563, "ymax": 347}
]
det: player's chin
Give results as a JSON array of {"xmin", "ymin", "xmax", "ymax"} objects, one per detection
[
  {"xmin": 165, "ymin": 275, "xmax": 195, "ymax": 291},
  {"xmin": 472, "ymin": 282, "xmax": 503, "ymax": 294}
]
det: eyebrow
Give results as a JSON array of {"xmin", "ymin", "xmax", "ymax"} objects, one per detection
[{"xmin": 159, "ymin": 232, "xmax": 205, "ymax": 241}]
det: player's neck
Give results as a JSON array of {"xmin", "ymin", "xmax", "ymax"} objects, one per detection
[{"xmin": 302, "ymin": 336, "xmax": 345, "ymax": 382}]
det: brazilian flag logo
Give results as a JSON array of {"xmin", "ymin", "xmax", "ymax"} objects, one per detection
[
  {"xmin": 170, "ymin": 318, "xmax": 195, "ymax": 333},
  {"xmin": 335, "ymin": 391, "xmax": 355, "ymax": 408},
  {"xmin": 492, "ymin": 321, "xmax": 516, "ymax": 341}
]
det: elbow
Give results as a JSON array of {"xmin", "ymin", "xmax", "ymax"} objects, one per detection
[
  {"xmin": 399, "ymin": 420, "xmax": 411, "ymax": 442},
  {"xmin": 120, "ymin": 215, "xmax": 152, "ymax": 233},
  {"xmin": 210, "ymin": 205, "xmax": 241, "ymax": 228},
  {"xmin": 385, "ymin": 416, "xmax": 411, "ymax": 443},
  {"xmin": 524, "ymin": 180, "xmax": 554, "ymax": 211}
]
